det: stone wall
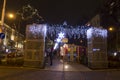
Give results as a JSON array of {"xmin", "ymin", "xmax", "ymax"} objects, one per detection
[
  {"xmin": 24, "ymin": 24, "xmax": 46, "ymax": 68},
  {"xmin": 87, "ymin": 28, "xmax": 108, "ymax": 69}
]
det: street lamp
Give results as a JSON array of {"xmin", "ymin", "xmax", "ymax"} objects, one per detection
[
  {"xmin": 108, "ymin": 26, "xmax": 119, "ymax": 51},
  {"xmin": 7, "ymin": 13, "xmax": 19, "ymax": 48},
  {"xmin": 108, "ymin": 27, "xmax": 114, "ymax": 31},
  {"xmin": 7, "ymin": 13, "xmax": 15, "ymax": 19}
]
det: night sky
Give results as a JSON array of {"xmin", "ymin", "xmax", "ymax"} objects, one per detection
[{"xmin": 0, "ymin": 0, "xmax": 105, "ymax": 25}]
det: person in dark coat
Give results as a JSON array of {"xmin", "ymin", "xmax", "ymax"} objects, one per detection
[
  {"xmin": 49, "ymin": 48, "xmax": 53, "ymax": 66},
  {"xmin": 47, "ymin": 46, "xmax": 53, "ymax": 66}
]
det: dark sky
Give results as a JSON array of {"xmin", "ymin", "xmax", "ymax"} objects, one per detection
[{"xmin": 0, "ymin": 0, "xmax": 105, "ymax": 25}]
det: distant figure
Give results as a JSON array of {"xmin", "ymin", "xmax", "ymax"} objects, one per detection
[{"xmin": 47, "ymin": 46, "xmax": 53, "ymax": 66}]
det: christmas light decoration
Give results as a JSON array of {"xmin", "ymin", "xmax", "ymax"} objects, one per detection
[
  {"xmin": 53, "ymin": 32, "xmax": 65, "ymax": 50},
  {"xmin": 87, "ymin": 27, "xmax": 107, "ymax": 39},
  {"xmin": 27, "ymin": 24, "xmax": 47, "ymax": 39},
  {"xmin": 58, "ymin": 32, "xmax": 65, "ymax": 39},
  {"xmin": 46, "ymin": 24, "xmax": 88, "ymax": 39},
  {"xmin": 27, "ymin": 23, "xmax": 107, "ymax": 50},
  {"xmin": 53, "ymin": 43, "xmax": 58, "ymax": 50}
]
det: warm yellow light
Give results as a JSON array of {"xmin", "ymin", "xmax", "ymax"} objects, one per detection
[
  {"xmin": 8, "ymin": 13, "xmax": 14, "ymax": 19},
  {"xmin": 11, "ymin": 35, "xmax": 14, "ymax": 40},
  {"xmin": 109, "ymin": 27, "xmax": 113, "ymax": 31}
]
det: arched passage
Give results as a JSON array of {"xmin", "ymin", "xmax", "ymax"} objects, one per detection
[
  {"xmin": 24, "ymin": 23, "xmax": 108, "ymax": 69},
  {"xmin": 45, "ymin": 24, "xmax": 89, "ymax": 65}
]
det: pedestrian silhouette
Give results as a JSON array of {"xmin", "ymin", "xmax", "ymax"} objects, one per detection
[{"xmin": 47, "ymin": 46, "xmax": 53, "ymax": 66}]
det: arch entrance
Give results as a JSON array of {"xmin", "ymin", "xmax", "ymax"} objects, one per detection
[{"xmin": 24, "ymin": 23, "xmax": 108, "ymax": 69}]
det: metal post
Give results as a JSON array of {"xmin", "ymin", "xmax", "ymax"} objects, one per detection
[
  {"xmin": 62, "ymin": 53, "xmax": 65, "ymax": 80},
  {"xmin": 0, "ymin": 0, "xmax": 6, "ymax": 44},
  {"xmin": 116, "ymin": 29, "xmax": 118, "ymax": 51},
  {"xmin": 0, "ymin": 0, "xmax": 6, "ymax": 31}
]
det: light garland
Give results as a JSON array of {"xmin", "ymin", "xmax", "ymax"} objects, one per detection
[
  {"xmin": 47, "ymin": 24, "xmax": 88, "ymax": 39},
  {"xmin": 87, "ymin": 27, "xmax": 107, "ymax": 39},
  {"xmin": 27, "ymin": 24, "xmax": 47, "ymax": 39},
  {"xmin": 27, "ymin": 23, "xmax": 107, "ymax": 44}
]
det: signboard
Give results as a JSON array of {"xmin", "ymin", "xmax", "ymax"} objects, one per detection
[
  {"xmin": 0, "ymin": 33, "xmax": 5, "ymax": 39},
  {"xmin": 62, "ymin": 38, "xmax": 68, "ymax": 43}
]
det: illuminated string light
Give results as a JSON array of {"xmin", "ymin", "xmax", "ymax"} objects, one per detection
[
  {"xmin": 53, "ymin": 32, "xmax": 65, "ymax": 50},
  {"xmin": 28, "ymin": 24, "xmax": 47, "ymax": 39},
  {"xmin": 27, "ymin": 23, "xmax": 107, "ymax": 50},
  {"xmin": 47, "ymin": 24, "xmax": 88, "ymax": 39},
  {"xmin": 87, "ymin": 27, "xmax": 107, "ymax": 39},
  {"xmin": 58, "ymin": 32, "xmax": 65, "ymax": 39}
]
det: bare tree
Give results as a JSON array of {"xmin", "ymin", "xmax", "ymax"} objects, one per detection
[{"xmin": 17, "ymin": 4, "xmax": 44, "ymax": 24}]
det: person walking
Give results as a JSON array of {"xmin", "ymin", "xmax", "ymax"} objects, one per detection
[{"xmin": 47, "ymin": 46, "xmax": 53, "ymax": 66}]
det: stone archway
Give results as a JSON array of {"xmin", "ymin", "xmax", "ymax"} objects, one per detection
[{"xmin": 24, "ymin": 23, "xmax": 108, "ymax": 69}]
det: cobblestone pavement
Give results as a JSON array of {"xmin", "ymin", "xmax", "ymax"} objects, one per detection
[
  {"xmin": 0, "ymin": 66, "xmax": 120, "ymax": 80},
  {"xmin": 45, "ymin": 56, "xmax": 92, "ymax": 71},
  {"xmin": 0, "ymin": 57, "xmax": 120, "ymax": 80}
]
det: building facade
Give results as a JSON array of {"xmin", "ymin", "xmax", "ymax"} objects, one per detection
[{"xmin": 0, "ymin": 21, "xmax": 24, "ymax": 53}]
